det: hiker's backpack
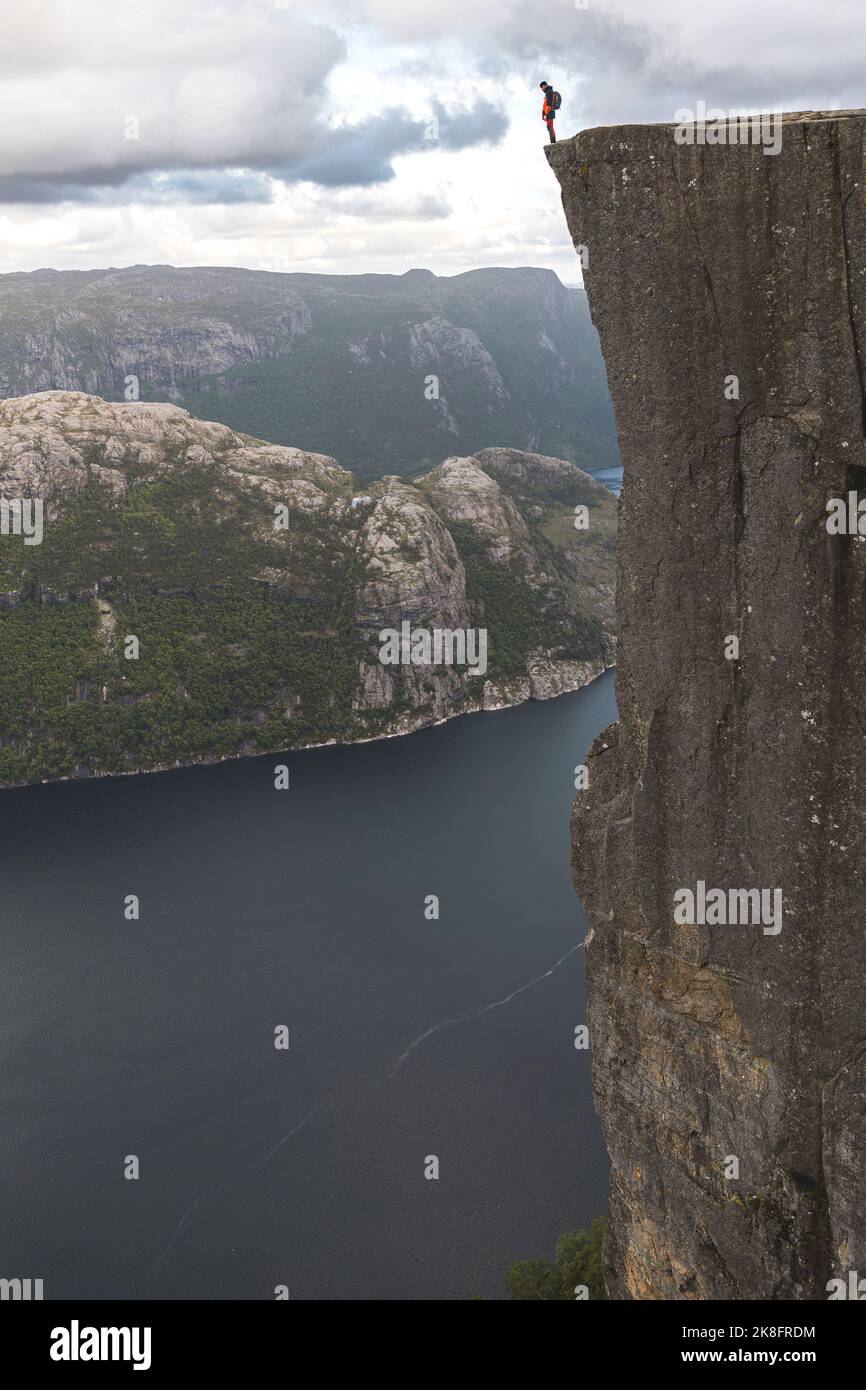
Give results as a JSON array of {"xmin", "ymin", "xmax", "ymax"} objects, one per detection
[{"xmin": 552, "ymin": 90, "xmax": 562, "ymax": 110}]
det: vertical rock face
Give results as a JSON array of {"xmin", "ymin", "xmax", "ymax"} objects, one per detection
[{"xmin": 548, "ymin": 113, "xmax": 866, "ymax": 1299}]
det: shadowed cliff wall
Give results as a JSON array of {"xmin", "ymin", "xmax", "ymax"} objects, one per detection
[{"xmin": 548, "ymin": 112, "xmax": 866, "ymax": 1299}]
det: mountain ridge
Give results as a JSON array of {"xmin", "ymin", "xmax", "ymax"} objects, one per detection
[
  {"xmin": 0, "ymin": 264, "xmax": 619, "ymax": 481},
  {"xmin": 0, "ymin": 390, "xmax": 616, "ymax": 787}
]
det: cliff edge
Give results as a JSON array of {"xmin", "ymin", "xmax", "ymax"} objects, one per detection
[{"xmin": 548, "ymin": 111, "xmax": 866, "ymax": 1298}]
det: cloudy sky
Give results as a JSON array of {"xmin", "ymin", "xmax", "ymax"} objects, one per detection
[{"xmin": 0, "ymin": 0, "xmax": 863, "ymax": 281}]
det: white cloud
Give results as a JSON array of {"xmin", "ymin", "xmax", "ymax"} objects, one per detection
[
  {"xmin": 0, "ymin": 2, "xmax": 338, "ymax": 175},
  {"xmin": 0, "ymin": 0, "xmax": 863, "ymax": 275},
  {"xmin": 0, "ymin": 0, "xmax": 504, "ymax": 197}
]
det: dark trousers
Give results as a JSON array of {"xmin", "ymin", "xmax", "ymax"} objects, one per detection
[{"xmin": 546, "ymin": 118, "xmax": 556, "ymax": 143}]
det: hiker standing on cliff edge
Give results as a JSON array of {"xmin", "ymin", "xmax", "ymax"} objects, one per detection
[{"xmin": 540, "ymin": 81, "xmax": 561, "ymax": 142}]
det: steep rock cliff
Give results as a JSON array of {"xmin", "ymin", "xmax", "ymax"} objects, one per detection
[
  {"xmin": 548, "ymin": 112, "xmax": 866, "ymax": 1299},
  {"xmin": 0, "ymin": 265, "xmax": 619, "ymax": 479},
  {"xmin": 0, "ymin": 392, "xmax": 615, "ymax": 786}
]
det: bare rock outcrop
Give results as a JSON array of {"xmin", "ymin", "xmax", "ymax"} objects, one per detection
[
  {"xmin": 548, "ymin": 112, "xmax": 866, "ymax": 1300},
  {"xmin": 0, "ymin": 392, "xmax": 617, "ymax": 785}
]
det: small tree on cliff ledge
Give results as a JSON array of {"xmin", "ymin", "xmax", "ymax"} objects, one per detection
[{"xmin": 505, "ymin": 1217, "xmax": 607, "ymax": 1300}]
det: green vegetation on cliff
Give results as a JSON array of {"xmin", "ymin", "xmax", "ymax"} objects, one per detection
[
  {"xmin": 447, "ymin": 519, "xmax": 607, "ymax": 675},
  {"xmin": 0, "ymin": 264, "xmax": 620, "ymax": 481},
  {"xmin": 0, "ymin": 394, "xmax": 616, "ymax": 787},
  {"xmin": 505, "ymin": 1218, "xmax": 607, "ymax": 1301}
]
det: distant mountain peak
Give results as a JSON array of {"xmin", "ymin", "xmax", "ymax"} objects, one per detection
[{"xmin": 0, "ymin": 263, "xmax": 620, "ymax": 482}]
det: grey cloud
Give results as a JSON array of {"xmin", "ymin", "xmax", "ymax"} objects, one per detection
[
  {"xmin": 431, "ymin": 98, "xmax": 506, "ymax": 148},
  {"xmin": 348, "ymin": 0, "xmax": 866, "ymax": 127},
  {"xmin": 0, "ymin": 168, "xmax": 277, "ymax": 207},
  {"xmin": 288, "ymin": 110, "xmax": 429, "ymax": 187},
  {"xmin": 137, "ymin": 171, "xmax": 277, "ymax": 205},
  {"xmin": 289, "ymin": 100, "xmax": 507, "ymax": 186},
  {"xmin": 0, "ymin": 100, "xmax": 508, "ymax": 204}
]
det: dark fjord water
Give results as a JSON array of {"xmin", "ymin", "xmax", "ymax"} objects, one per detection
[
  {"xmin": 590, "ymin": 465, "xmax": 623, "ymax": 498},
  {"xmin": 0, "ymin": 671, "xmax": 616, "ymax": 1301}
]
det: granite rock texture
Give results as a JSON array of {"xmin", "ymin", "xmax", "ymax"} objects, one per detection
[{"xmin": 548, "ymin": 112, "xmax": 866, "ymax": 1299}]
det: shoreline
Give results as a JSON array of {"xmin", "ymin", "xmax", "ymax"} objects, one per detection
[{"xmin": 0, "ymin": 660, "xmax": 615, "ymax": 795}]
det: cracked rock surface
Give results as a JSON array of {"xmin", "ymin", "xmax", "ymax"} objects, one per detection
[{"xmin": 548, "ymin": 111, "xmax": 866, "ymax": 1299}]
